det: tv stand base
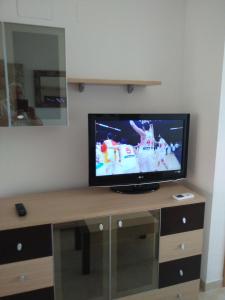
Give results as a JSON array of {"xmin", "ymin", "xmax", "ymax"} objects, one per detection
[{"xmin": 110, "ymin": 183, "xmax": 160, "ymax": 194}]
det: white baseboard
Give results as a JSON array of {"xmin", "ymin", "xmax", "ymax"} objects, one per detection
[{"xmin": 200, "ymin": 279, "xmax": 223, "ymax": 291}]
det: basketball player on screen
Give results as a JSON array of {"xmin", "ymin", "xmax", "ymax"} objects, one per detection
[
  {"xmin": 96, "ymin": 142, "xmax": 106, "ymax": 176},
  {"xmin": 117, "ymin": 138, "xmax": 140, "ymax": 174},
  {"xmin": 129, "ymin": 120, "xmax": 155, "ymax": 172},
  {"xmin": 157, "ymin": 134, "xmax": 168, "ymax": 170},
  {"xmin": 101, "ymin": 132, "xmax": 119, "ymax": 175}
]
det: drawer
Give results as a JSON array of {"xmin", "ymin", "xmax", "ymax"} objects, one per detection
[
  {"xmin": 159, "ymin": 229, "xmax": 203, "ymax": 262},
  {"xmin": 0, "ymin": 257, "xmax": 53, "ymax": 297},
  {"xmin": 0, "ymin": 225, "xmax": 52, "ymax": 264},
  {"xmin": 117, "ymin": 280, "xmax": 200, "ymax": 300},
  {"xmin": 161, "ymin": 203, "xmax": 205, "ymax": 236},
  {"xmin": 0, "ymin": 287, "xmax": 54, "ymax": 300},
  {"xmin": 159, "ymin": 255, "xmax": 201, "ymax": 288}
]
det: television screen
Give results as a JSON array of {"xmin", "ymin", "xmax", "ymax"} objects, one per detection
[
  {"xmin": 89, "ymin": 114, "xmax": 190, "ymax": 189},
  {"xmin": 96, "ymin": 119, "xmax": 184, "ymax": 176}
]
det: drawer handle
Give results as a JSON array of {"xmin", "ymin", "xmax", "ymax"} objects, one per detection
[
  {"xmin": 17, "ymin": 243, "xmax": 23, "ymax": 252},
  {"xmin": 99, "ymin": 224, "xmax": 104, "ymax": 231},
  {"xmin": 179, "ymin": 269, "xmax": 184, "ymax": 277},
  {"xmin": 182, "ymin": 217, "xmax": 187, "ymax": 224},
  {"xmin": 19, "ymin": 274, "xmax": 27, "ymax": 282},
  {"xmin": 180, "ymin": 243, "xmax": 185, "ymax": 250},
  {"xmin": 118, "ymin": 220, "xmax": 123, "ymax": 228}
]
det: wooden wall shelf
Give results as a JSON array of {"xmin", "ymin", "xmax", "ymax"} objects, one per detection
[{"xmin": 67, "ymin": 78, "xmax": 162, "ymax": 93}]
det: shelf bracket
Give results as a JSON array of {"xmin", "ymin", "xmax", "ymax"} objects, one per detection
[
  {"xmin": 127, "ymin": 84, "xmax": 134, "ymax": 94},
  {"xmin": 78, "ymin": 83, "xmax": 85, "ymax": 92}
]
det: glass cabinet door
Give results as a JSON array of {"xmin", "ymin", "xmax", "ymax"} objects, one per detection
[
  {"xmin": 2, "ymin": 22, "xmax": 67, "ymax": 126},
  {"xmin": 53, "ymin": 217, "xmax": 109, "ymax": 300},
  {"xmin": 111, "ymin": 211, "xmax": 160, "ymax": 299}
]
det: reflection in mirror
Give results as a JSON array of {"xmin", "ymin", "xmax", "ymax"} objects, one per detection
[
  {"xmin": 34, "ymin": 70, "xmax": 66, "ymax": 108},
  {"xmin": 3, "ymin": 23, "xmax": 67, "ymax": 126}
]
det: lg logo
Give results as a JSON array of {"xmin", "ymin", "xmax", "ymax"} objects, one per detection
[{"xmin": 138, "ymin": 175, "xmax": 144, "ymax": 179}]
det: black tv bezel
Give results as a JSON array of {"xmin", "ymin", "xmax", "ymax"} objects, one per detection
[{"xmin": 88, "ymin": 113, "xmax": 190, "ymax": 187}]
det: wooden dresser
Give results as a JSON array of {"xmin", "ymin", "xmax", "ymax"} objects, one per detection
[{"xmin": 0, "ymin": 183, "xmax": 205, "ymax": 300}]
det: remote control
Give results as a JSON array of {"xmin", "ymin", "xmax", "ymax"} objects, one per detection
[
  {"xmin": 15, "ymin": 203, "xmax": 27, "ymax": 217},
  {"xmin": 172, "ymin": 193, "xmax": 194, "ymax": 201}
]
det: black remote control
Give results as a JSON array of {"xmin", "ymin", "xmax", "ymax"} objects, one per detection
[{"xmin": 15, "ymin": 203, "xmax": 27, "ymax": 217}]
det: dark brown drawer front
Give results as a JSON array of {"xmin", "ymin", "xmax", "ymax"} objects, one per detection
[
  {"xmin": 159, "ymin": 255, "xmax": 201, "ymax": 288},
  {"xmin": 0, "ymin": 287, "xmax": 54, "ymax": 300},
  {"xmin": 161, "ymin": 203, "xmax": 205, "ymax": 236},
  {"xmin": 0, "ymin": 225, "xmax": 52, "ymax": 264}
]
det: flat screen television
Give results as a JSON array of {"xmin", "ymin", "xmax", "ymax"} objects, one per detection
[{"xmin": 88, "ymin": 114, "xmax": 190, "ymax": 193}]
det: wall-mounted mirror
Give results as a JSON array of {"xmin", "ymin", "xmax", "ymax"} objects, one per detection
[
  {"xmin": 0, "ymin": 23, "xmax": 9, "ymax": 127},
  {"xmin": 0, "ymin": 22, "xmax": 67, "ymax": 127}
]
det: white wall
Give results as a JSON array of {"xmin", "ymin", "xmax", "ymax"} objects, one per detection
[
  {"xmin": 183, "ymin": 0, "xmax": 225, "ymax": 284},
  {"xmin": 0, "ymin": 0, "xmax": 186, "ymax": 197},
  {"xmin": 206, "ymin": 45, "xmax": 225, "ymax": 284}
]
